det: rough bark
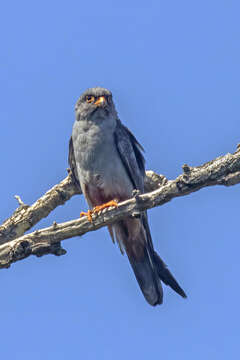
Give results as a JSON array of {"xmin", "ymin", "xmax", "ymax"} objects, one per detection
[
  {"xmin": 0, "ymin": 169, "xmax": 165, "ymax": 245},
  {"xmin": 0, "ymin": 172, "xmax": 81, "ymax": 245},
  {"xmin": 0, "ymin": 146, "xmax": 240, "ymax": 269}
]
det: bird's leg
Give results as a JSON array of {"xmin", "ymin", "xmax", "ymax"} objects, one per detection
[
  {"xmin": 80, "ymin": 210, "xmax": 93, "ymax": 222},
  {"xmin": 80, "ymin": 200, "xmax": 118, "ymax": 223},
  {"xmin": 93, "ymin": 200, "xmax": 118, "ymax": 214}
]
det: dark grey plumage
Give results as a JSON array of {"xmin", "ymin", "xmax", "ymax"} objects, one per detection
[{"xmin": 69, "ymin": 87, "xmax": 186, "ymax": 305}]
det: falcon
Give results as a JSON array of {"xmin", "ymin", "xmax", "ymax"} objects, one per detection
[{"xmin": 69, "ymin": 87, "xmax": 186, "ymax": 306}]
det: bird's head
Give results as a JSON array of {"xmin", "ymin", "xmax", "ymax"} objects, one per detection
[{"xmin": 75, "ymin": 87, "xmax": 117, "ymax": 123}]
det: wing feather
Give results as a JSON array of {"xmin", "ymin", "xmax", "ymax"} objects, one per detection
[
  {"xmin": 68, "ymin": 136, "xmax": 81, "ymax": 190},
  {"xmin": 114, "ymin": 119, "xmax": 145, "ymax": 192},
  {"xmin": 114, "ymin": 120, "xmax": 157, "ymax": 252}
]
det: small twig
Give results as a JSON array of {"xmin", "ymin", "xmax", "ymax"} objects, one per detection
[{"xmin": 14, "ymin": 195, "xmax": 26, "ymax": 207}]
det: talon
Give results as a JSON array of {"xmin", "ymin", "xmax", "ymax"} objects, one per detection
[
  {"xmin": 80, "ymin": 210, "xmax": 93, "ymax": 222},
  {"xmin": 80, "ymin": 200, "xmax": 118, "ymax": 222},
  {"xmin": 93, "ymin": 200, "xmax": 118, "ymax": 214}
]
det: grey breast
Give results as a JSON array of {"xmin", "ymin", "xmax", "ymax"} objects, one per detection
[{"xmin": 72, "ymin": 117, "xmax": 133, "ymax": 201}]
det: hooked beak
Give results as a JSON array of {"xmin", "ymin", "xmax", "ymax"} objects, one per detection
[{"xmin": 94, "ymin": 96, "xmax": 106, "ymax": 107}]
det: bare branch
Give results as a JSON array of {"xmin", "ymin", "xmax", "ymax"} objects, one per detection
[
  {"xmin": 0, "ymin": 147, "xmax": 240, "ymax": 269},
  {"xmin": 0, "ymin": 173, "xmax": 81, "ymax": 245},
  {"xmin": 0, "ymin": 170, "xmax": 164, "ymax": 245}
]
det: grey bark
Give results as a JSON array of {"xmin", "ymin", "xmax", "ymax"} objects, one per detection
[{"xmin": 0, "ymin": 146, "xmax": 240, "ymax": 269}]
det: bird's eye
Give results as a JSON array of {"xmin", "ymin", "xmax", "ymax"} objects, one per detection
[{"xmin": 86, "ymin": 95, "xmax": 95, "ymax": 103}]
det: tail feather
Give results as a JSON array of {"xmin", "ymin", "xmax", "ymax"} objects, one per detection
[
  {"xmin": 153, "ymin": 251, "xmax": 187, "ymax": 299},
  {"xmin": 127, "ymin": 247, "xmax": 186, "ymax": 306},
  {"xmin": 127, "ymin": 246, "xmax": 163, "ymax": 306},
  {"xmin": 113, "ymin": 217, "xmax": 186, "ymax": 306}
]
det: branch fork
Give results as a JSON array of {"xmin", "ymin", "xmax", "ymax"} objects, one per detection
[{"xmin": 0, "ymin": 145, "xmax": 240, "ymax": 269}]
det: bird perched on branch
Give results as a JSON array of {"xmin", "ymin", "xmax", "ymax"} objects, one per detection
[{"xmin": 69, "ymin": 87, "xmax": 186, "ymax": 306}]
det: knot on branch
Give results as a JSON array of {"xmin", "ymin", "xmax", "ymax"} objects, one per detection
[
  {"xmin": 52, "ymin": 221, "xmax": 58, "ymax": 229},
  {"xmin": 132, "ymin": 189, "xmax": 141, "ymax": 200},
  {"xmin": 144, "ymin": 171, "xmax": 168, "ymax": 192},
  {"xmin": 182, "ymin": 164, "xmax": 192, "ymax": 174},
  {"xmin": 131, "ymin": 190, "xmax": 142, "ymax": 218},
  {"xmin": 32, "ymin": 241, "xmax": 67, "ymax": 257},
  {"xmin": 14, "ymin": 240, "xmax": 31, "ymax": 257}
]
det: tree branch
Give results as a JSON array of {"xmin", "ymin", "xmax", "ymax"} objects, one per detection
[
  {"xmin": 0, "ymin": 172, "xmax": 81, "ymax": 245},
  {"xmin": 0, "ymin": 169, "xmax": 165, "ymax": 245},
  {"xmin": 0, "ymin": 146, "xmax": 240, "ymax": 269}
]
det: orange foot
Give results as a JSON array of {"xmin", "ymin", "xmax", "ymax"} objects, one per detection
[
  {"xmin": 80, "ymin": 200, "xmax": 118, "ymax": 222},
  {"xmin": 93, "ymin": 200, "xmax": 118, "ymax": 214},
  {"xmin": 80, "ymin": 210, "xmax": 93, "ymax": 222}
]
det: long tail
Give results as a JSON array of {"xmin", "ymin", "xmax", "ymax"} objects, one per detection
[
  {"xmin": 127, "ymin": 245, "xmax": 186, "ymax": 306},
  {"xmin": 127, "ymin": 245, "xmax": 164, "ymax": 305},
  {"xmin": 153, "ymin": 251, "xmax": 187, "ymax": 299},
  {"xmin": 113, "ymin": 216, "xmax": 186, "ymax": 306}
]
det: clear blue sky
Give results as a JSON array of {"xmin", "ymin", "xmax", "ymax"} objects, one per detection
[{"xmin": 1, "ymin": 1, "xmax": 240, "ymax": 359}]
